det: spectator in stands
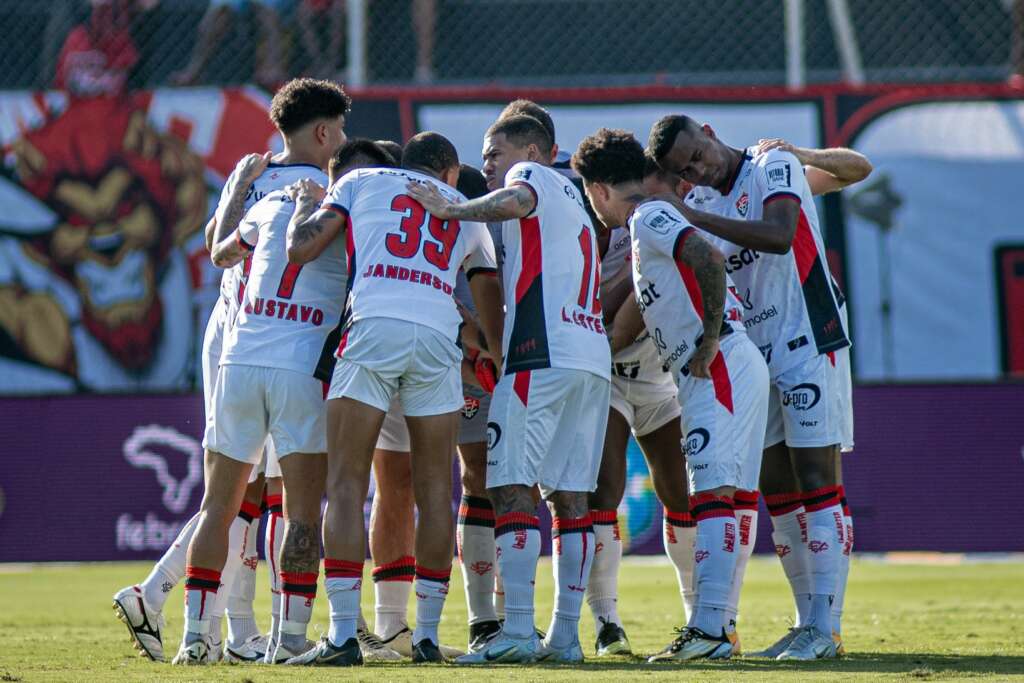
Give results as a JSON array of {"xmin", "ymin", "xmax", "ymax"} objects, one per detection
[
  {"xmin": 296, "ymin": 0, "xmax": 345, "ymax": 79},
  {"xmin": 171, "ymin": 0, "xmax": 286, "ymax": 89},
  {"xmin": 54, "ymin": 0, "xmax": 156, "ymax": 97}
]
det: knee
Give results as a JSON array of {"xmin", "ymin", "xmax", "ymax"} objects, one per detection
[
  {"xmin": 547, "ymin": 491, "xmax": 589, "ymax": 519},
  {"xmin": 588, "ymin": 479, "xmax": 622, "ymax": 511}
]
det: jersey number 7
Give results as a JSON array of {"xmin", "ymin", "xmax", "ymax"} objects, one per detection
[{"xmin": 386, "ymin": 194, "xmax": 461, "ymax": 270}]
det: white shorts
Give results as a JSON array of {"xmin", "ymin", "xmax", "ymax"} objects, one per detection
[
  {"xmin": 204, "ymin": 364, "xmax": 327, "ymax": 465},
  {"xmin": 375, "ymin": 387, "xmax": 494, "ymax": 451},
  {"xmin": 763, "ymin": 347, "xmax": 854, "ymax": 451},
  {"xmin": 376, "ymin": 396, "xmax": 410, "ymax": 452},
  {"xmin": 609, "ymin": 376, "xmax": 680, "ymax": 438},
  {"xmin": 486, "ymin": 368, "xmax": 610, "ymax": 498},
  {"xmin": 678, "ymin": 335, "xmax": 769, "ymax": 493},
  {"xmin": 327, "ymin": 318, "xmax": 462, "ymax": 417}
]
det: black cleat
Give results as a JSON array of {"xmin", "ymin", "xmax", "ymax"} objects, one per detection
[
  {"xmin": 284, "ymin": 636, "xmax": 363, "ymax": 666},
  {"xmin": 467, "ymin": 620, "xmax": 502, "ymax": 653},
  {"xmin": 412, "ymin": 638, "xmax": 446, "ymax": 663},
  {"xmin": 595, "ymin": 618, "xmax": 632, "ymax": 656}
]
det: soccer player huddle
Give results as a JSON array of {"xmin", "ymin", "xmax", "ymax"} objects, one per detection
[{"xmin": 112, "ymin": 77, "xmax": 872, "ymax": 667}]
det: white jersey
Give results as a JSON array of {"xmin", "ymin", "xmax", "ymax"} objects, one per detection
[
  {"xmin": 499, "ymin": 162, "xmax": 611, "ymax": 380},
  {"xmin": 322, "ymin": 167, "xmax": 496, "ymax": 344},
  {"xmin": 630, "ymin": 200, "xmax": 745, "ymax": 378},
  {"xmin": 685, "ymin": 147, "xmax": 849, "ymax": 375},
  {"xmin": 216, "ymin": 161, "xmax": 328, "ymax": 322},
  {"xmin": 220, "ymin": 191, "xmax": 346, "ymax": 380}
]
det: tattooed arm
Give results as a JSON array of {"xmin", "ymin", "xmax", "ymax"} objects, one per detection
[
  {"xmin": 286, "ymin": 180, "xmax": 341, "ymax": 264},
  {"xmin": 406, "ymin": 181, "xmax": 537, "ymax": 222},
  {"xmin": 210, "ymin": 229, "xmax": 254, "ymax": 268},
  {"xmin": 757, "ymin": 139, "xmax": 873, "ymax": 195},
  {"xmin": 676, "ymin": 229, "xmax": 727, "ymax": 379},
  {"xmin": 206, "ymin": 152, "xmax": 272, "ymax": 252}
]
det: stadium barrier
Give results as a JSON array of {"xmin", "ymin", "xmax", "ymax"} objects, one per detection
[{"xmin": 2, "ymin": 383, "xmax": 1022, "ymax": 562}]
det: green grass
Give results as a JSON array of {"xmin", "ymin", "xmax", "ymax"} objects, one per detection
[{"xmin": 1, "ymin": 557, "xmax": 1022, "ymax": 681}]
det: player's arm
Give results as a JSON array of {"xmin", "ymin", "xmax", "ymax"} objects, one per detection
[
  {"xmin": 675, "ymin": 228, "xmax": 727, "ymax": 379},
  {"xmin": 210, "ymin": 226, "xmax": 255, "ymax": 268},
  {"xmin": 286, "ymin": 180, "xmax": 341, "ymax": 264},
  {"xmin": 757, "ymin": 138, "xmax": 873, "ymax": 195},
  {"xmin": 206, "ymin": 152, "xmax": 273, "ymax": 251},
  {"xmin": 599, "ymin": 265, "xmax": 635, "ymax": 325},
  {"xmin": 609, "ymin": 292, "xmax": 646, "ymax": 355},
  {"xmin": 467, "ymin": 271, "xmax": 504, "ymax": 377},
  {"xmin": 406, "ymin": 181, "xmax": 536, "ymax": 222}
]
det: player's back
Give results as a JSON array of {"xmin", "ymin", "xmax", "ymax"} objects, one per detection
[
  {"xmin": 500, "ymin": 161, "xmax": 610, "ymax": 380},
  {"xmin": 221, "ymin": 190, "xmax": 346, "ymax": 378},
  {"xmin": 324, "ymin": 167, "xmax": 494, "ymax": 340}
]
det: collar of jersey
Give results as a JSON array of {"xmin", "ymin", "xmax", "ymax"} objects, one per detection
[
  {"xmin": 721, "ymin": 150, "xmax": 753, "ymax": 197},
  {"xmin": 267, "ymin": 162, "xmax": 323, "ymax": 171}
]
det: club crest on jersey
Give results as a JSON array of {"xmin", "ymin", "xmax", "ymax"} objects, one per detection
[
  {"xmin": 462, "ymin": 396, "xmax": 481, "ymax": 419},
  {"xmin": 735, "ymin": 192, "xmax": 749, "ymax": 216},
  {"xmin": 643, "ymin": 208, "xmax": 681, "ymax": 235},
  {"xmin": 765, "ymin": 161, "xmax": 792, "ymax": 190}
]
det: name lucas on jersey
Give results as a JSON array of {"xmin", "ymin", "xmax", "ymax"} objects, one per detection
[
  {"xmin": 244, "ymin": 297, "xmax": 326, "ymax": 326},
  {"xmin": 361, "ymin": 261, "xmax": 455, "ymax": 295}
]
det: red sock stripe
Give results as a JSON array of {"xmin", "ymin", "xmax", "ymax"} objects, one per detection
[
  {"xmin": 764, "ymin": 492, "xmax": 804, "ymax": 516},
  {"xmin": 802, "ymin": 485, "xmax": 841, "ymax": 512},
  {"xmin": 324, "ymin": 559, "xmax": 363, "ymax": 579},
  {"xmin": 238, "ymin": 500, "xmax": 262, "ymax": 522},
  {"xmin": 372, "ymin": 556, "xmax": 415, "ymax": 583},
  {"xmin": 280, "ymin": 570, "xmax": 318, "ymax": 597},
  {"xmin": 495, "ymin": 512, "xmax": 540, "ymax": 537},
  {"xmin": 265, "ymin": 493, "xmax": 283, "ymax": 508},
  {"xmin": 733, "ymin": 490, "xmax": 760, "ymax": 510},
  {"xmin": 664, "ymin": 509, "xmax": 696, "ymax": 527},
  {"xmin": 458, "ymin": 497, "xmax": 496, "ymax": 526},
  {"xmin": 415, "ymin": 565, "xmax": 452, "ymax": 582},
  {"xmin": 185, "ymin": 566, "xmax": 221, "ymax": 582},
  {"xmin": 837, "ymin": 485, "xmax": 851, "ymax": 516},
  {"xmin": 590, "ymin": 509, "xmax": 618, "ymax": 525},
  {"xmin": 552, "ymin": 515, "xmax": 594, "ymax": 536},
  {"xmin": 690, "ymin": 493, "xmax": 735, "ymax": 521}
]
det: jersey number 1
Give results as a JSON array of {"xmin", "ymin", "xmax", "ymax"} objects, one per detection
[
  {"xmin": 577, "ymin": 227, "xmax": 602, "ymax": 314},
  {"xmin": 386, "ymin": 194, "xmax": 461, "ymax": 270}
]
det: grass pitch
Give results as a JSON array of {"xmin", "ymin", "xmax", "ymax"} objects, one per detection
[{"xmin": 1, "ymin": 557, "xmax": 1022, "ymax": 681}]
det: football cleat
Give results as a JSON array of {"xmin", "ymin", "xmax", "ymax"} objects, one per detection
[
  {"xmin": 411, "ymin": 638, "xmax": 446, "ymax": 664},
  {"xmin": 647, "ymin": 627, "xmax": 732, "ymax": 662},
  {"xmin": 112, "ymin": 585, "xmax": 165, "ymax": 662},
  {"xmin": 595, "ymin": 618, "xmax": 632, "ymax": 656},
  {"xmin": 265, "ymin": 637, "xmax": 316, "ymax": 664},
  {"xmin": 727, "ymin": 629, "xmax": 742, "ymax": 657},
  {"xmin": 467, "ymin": 619, "xmax": 502, "ymax": 653},
  {"xmin": 284, "ymin": 636, "xmax": 362, "ymax": 666},
  {"xmin": 748, "ymin": 627, "xmax": 800, "ymax": 658},
  {"xmin": 382, "ymin": 626, "xmax": 464, "ymax": 659},
  {"xmin": 536, "ymin": 637, "xmax": 585, "ymax": 663},
  {"xmin": 776, "ymin": 627, "xmax": 838, "ymax": 661},
  {"xmin": 833, "ymin": 631, "xmax": 846, "ymax": 656},
  {"xmin": 357, "ymin": 626, "xmax": 403, "ymax": 661},
  {"xmin": 223, "ymin": 633, "xmax": 270, "ymax": 663},
  {"xmin": 170, "ymin": 639, "xmax": 209, "ymax": 665},
  {"xmin": 207, "ymin": 636, "xmax": 224, "ymax": 663},
  {"xmin": 455, "ymin": 630, "xmax": 539, "ymax": 664}
]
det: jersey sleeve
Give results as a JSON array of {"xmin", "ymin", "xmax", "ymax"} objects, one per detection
[
  {"xmin": 322, "ymin": 169, "xmax": 359, "ymax": 218},
  {"xmin": 504, "ymin": 161, "xmax": 542, "ymax": 216},
  {"xmin": 631, "ymin": 202, "xmax": 695, "ymax": 257},
  {"xmin": 212, "ymin": 165, "xmax": 241, "ymax": 227},
  {"xmin": 756, "ymin": 149, "xmax": 804, "ymax": 206},
  {"xmin": 236, "ymin": 214, "xmax": 260, "ymax": 249},
  {"xmin": 461, "ymin": 221, "xmax": 497, "ymax": 277}
]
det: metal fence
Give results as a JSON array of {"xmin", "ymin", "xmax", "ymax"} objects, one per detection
[{"xmin": 1, "ymin": 0, "xmax": 1018, "ymax": 92}]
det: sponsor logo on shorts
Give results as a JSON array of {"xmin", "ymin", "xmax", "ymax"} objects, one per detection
[
  {"xmin": 683, "ymin": 428, "xmax": 710, "ymax": 457},
  {"xmin": 782, "ymin": 383, "xmax": 821, "ymax": 411},
  {"xmin": 462, "ymin": 396, "xmax": 481, "ymax": 419},
  {"xmin": 799, "ymin": 419, "xmax": 819, "ymax": 427},
  {"xmin": 486, "ymin": 422, "xmax": 502, "ymax": 450}
]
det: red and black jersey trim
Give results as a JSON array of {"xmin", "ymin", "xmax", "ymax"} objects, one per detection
[
  {"xmin": 458, "ymin": 495, "xmax": 496, "ymax": 528},
  {"xmin": 372, "ymin": 556, "xmax": 415, "ymax": 583},
  {"xmin": 506, "ymin": 216, "xmax": 551, "ymax": 374},
  {"xmin": 763, "ymin": 191, "xmax": 802, "ymax": 207},
  {"xmin": 495, "ymin": 512, "xmax": 540, "ymax": 537},
  {"xmin": 466, "ymin": 266, "xmax": 498, "ymax": 280},
  {"xmin": 723, "ymin": 152, "xmax": 752, "ymax": 196},
  {"xmin": 789, "ymin": 207, "xmax": 850, "ymax": 356},
  {"xmin": 235, "ymin": 230, "xmax": 255, "ymax": 251}
]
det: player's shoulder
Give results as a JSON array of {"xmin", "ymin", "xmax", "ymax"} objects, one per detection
[
  {"xmin": 505, "ymin": 160, "xmax": 549, "ymax": 186},
  {"xmin": 630, "ymin": 200, "xmax": 687, "ymax": 235},
  {"xmin": 749, "ymin": 147, "xmax": 803, "ymax": 191},
  {"xmin": 248, "ymin": 189, "xmax": 293, "ymax": 218}
]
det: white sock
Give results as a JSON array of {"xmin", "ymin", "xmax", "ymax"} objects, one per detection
[
  {"xmin": 278, "ymin": 563, "xmax": 318, "ymax": 650},
  {"xmin": 724, "ymin": 490, "xmax": 758, "ymax": 632},
  {"xmin": 413, "ymin": 565, "xmax": 451, "ymax": 646},
  {"xmin": 265, "ymin": 505, "xmax": 284, "ymax": 643},
  {"xmin": 833, "ymin": 487, "xmax": 853, "ymax": 635},
  {"xmin": 372, "ymin": 555, "xmax": 414, "ymax": 639},
  {"xmin": 183, "ymin": 566, "xmax": 220, "ymax": 644},
  {"xmin": 663, "ymin": 509, "xmax": 697, "ymax": 623},
  {"xmin": 457, "ymin": 495, "xmax": 498, "ymax": 625},
  {"xmin": 226, "ymin": 509, "xmax": 261, "ymax": 647},
  {"xmin": 547, "ymin": 515, "xmax": 595, "ymax": 649},
  {"xmin": 494, "ymin": 513, "xmax": 541, "ymax": 638},
  {"xmin": 586, "ymin": 509, "xmax": 622, "ymax": 629},
  {"xmin": 689, "ymin": 494, "xmax": 737, "ymax": 636},
  {"xmin": 141, "ymin": 512, "xmax": 199, "ymax": 610},
  {"xmin": 206, "ymin": 513, "xmax": 250, "ymax": 633},
  {"xmin": 803, "ymin": 487, "xmax": 844, "ymax": 634},
  {"xmin": 325, "ymin": 559, "xmax": 363, "ymax": 647},
  {"xmin": 766, "ymin": 493, "xmax": 812, "ymax": 627},
  {"xmin": 494, "ymin": 573, "xmax": 505, "ymax": 620}
]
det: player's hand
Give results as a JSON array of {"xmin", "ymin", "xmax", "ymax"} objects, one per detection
[
  {"xmin": 688, "ymin": 336, "xmax": 719, "ymax": 379},
  {"xmin": 286, "ymin": 178, "xmax": 326, "ymax": 204},
  {"xmin": 406, "ymin": 180, "xmax": 454, "ymax": 218},
  {"xmin": 238, "ymin": 151, "xmax": 273, "ymax": 185},
  {"xmin": 474, "ymin": 356, "xmax": 498, "ymax": 393},
  {"xmin": 757, "ymin": 138, "xmax": 809, "ymax": 164}
]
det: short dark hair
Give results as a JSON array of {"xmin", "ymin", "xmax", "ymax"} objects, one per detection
[
  {"xmin": 270, "ymin": 78, "xmax": 352, "ymax": 135},
  {"xmin": 647, "ymin": 114, "xmax": 700, "ymax": 163},
  {"xmin": 457, "ymin": 164, "xmax": 489, "ymax": 199},
  {"xmin": 499, "ymin": 99, "xmax": 556, "ymax": 146},
  {"xmin": 571, "ymin": 128, "xmax": 646, "ymax": 186},
  {"xmin": 375, "ymin": 139, "xmax": 403, "ymax": 166},
  {"xmin": 486, "ymin": 114, "xmax": 553, "ymax": 157},
  {"xmin": 401, "ymin": 131, "xmax": 459, "ymax": 174},
  {"xmin": 329, "ymin": 139, "xmax": 397, "ymax": 177}
]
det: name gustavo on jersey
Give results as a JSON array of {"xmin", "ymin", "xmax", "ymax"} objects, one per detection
[{"xmin": 244, "ymin": 297, "xmax": 325, "ymax": 326}]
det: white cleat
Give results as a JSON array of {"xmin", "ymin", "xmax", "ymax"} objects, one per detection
[
  {"xmin": 112, "ymin": 585, "xmax": 165, "ymax": 662},
  {"xmin": 207, "ymin": 637, "xmax": 224, "ymax": 663},
  {"xmin": 380, "ymin": 626, "xmax": 465, "ymax": 659},
  {"xmin": 647, "ymin": 627, "xmax": 733, "ymax": 662},
  {"xmin": 535, "ymin": 637, "xmax": 585, "ymax": 663},
  {"xmin": 455, "ymin": 630, "xmax": 539, "ymax": 664},
  {"xmin": 776, "ymin": 626, "xmax": 837, "ymax": 660},
  {"xmin": 224, "ymin": 633, "xmax": 270, "ymax": 663},
  {"xmin": 171, "ymin": 639, "xmax": 209, "ymax": 665},
  {"xmin": 357, "ymin": 627, "xmax": 404, "ymax": 661},
  {"xmin": 749, "ymin": 627, "xmax": 800, "ymax": 658},
  {"xmin": 265, "ymin": 637, "xmax": 316, "ymax": 664}
]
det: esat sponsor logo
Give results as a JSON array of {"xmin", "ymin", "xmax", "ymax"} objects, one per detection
[
  {"xmin": 637, "ymin": 282, "xmax": 661, "ymax": 311},
  {"xmin": 725, "ymin": 248, "xmax": 761, "ymax": 274}
]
